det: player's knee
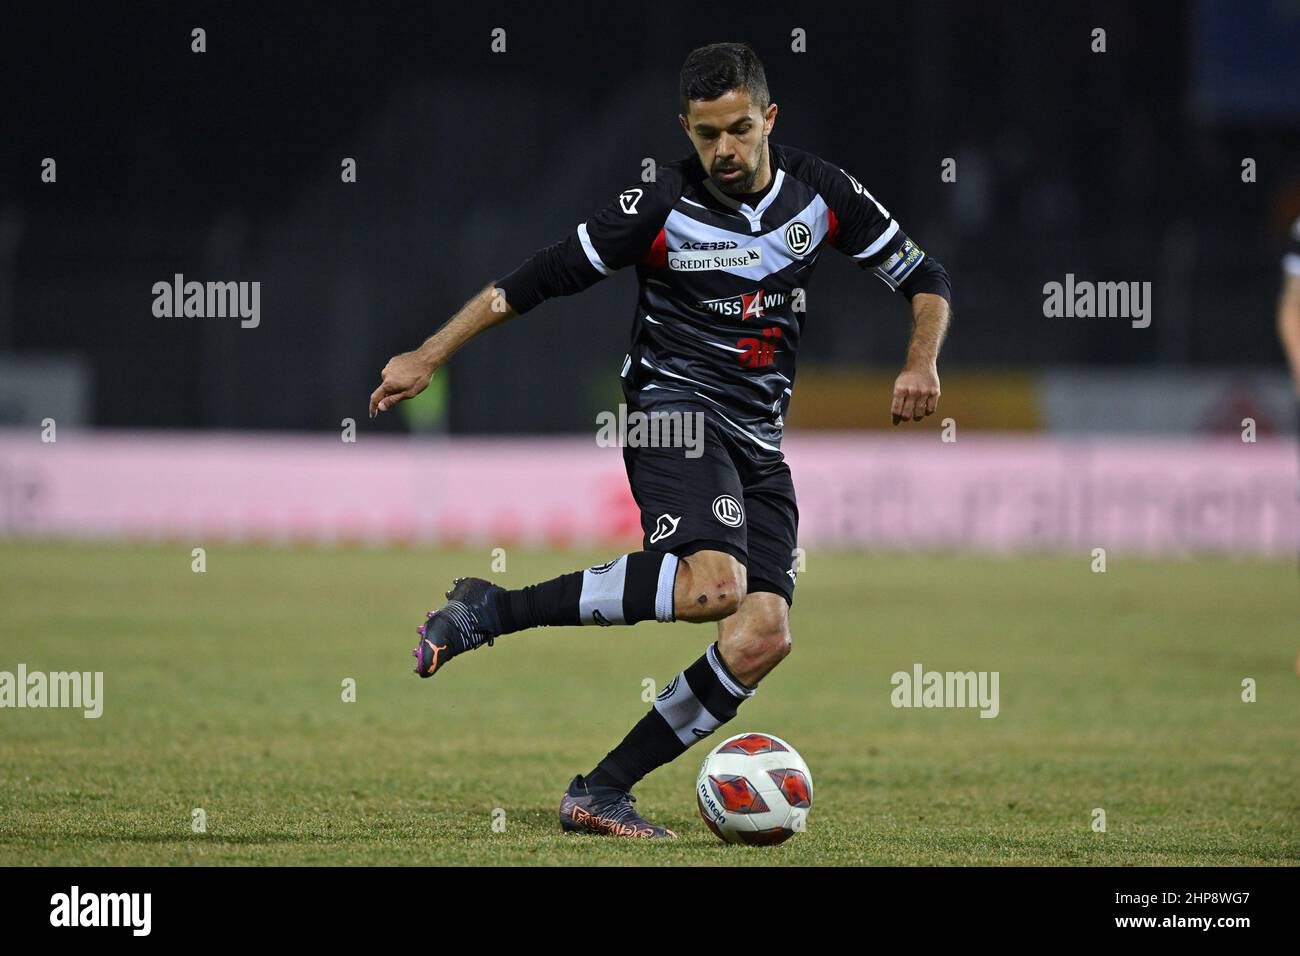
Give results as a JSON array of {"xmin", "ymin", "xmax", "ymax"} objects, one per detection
[
  {"xmin": 713, "ymin": 589, "xmax": 745, "ymax": 619},
  {"xmin": 720, "ymin": 623, "xmax": 790, "ymax": 687},
  {"xmin": 677, "ymin": 550, "xmax": 747, "ymax": 620},
  {"xmin": 745, "ymin": 623, "xmax": 792, "ymax": 670}
]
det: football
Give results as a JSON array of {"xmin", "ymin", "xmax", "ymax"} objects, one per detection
[{"xmin": 696, "ymin": 732, "xmax": 813, "ymax": 844}]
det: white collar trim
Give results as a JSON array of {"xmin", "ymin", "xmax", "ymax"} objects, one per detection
[{"xmin": 702, "ymin": 167, "xmax": 785, "ymax": 232}]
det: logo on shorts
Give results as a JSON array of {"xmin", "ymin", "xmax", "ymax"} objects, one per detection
[
  {"xmin": 784, "ymin": 220, "xmax": 812, "ymax": 256},
  {"xmin": 650, "ymin": 513, "xmax": 681, "ymax": 543},
  {"xmin": 712, "ymin": 495, "xmax": 744, "ymax": 528}
]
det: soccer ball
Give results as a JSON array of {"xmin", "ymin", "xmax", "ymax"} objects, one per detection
[{"xmin": 696, "ymin": 732, "xmax": 813, "ymax": 845}]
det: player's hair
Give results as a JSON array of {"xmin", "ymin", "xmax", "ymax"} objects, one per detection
[{"xmin": 678, "ymin": 42, "xmax": 770, "ymax": 115}]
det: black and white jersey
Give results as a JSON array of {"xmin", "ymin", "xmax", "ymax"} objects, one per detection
[{"xmin": 496, "ymin": 143, "xmax": 951, "ymax": 459}]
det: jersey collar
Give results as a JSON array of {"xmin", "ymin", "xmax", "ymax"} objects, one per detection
[{"xmin": 701, "ymin": 156, "xmax": 785, "ymax": 233}]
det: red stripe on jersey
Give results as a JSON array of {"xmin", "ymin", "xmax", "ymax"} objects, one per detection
[
  {"xmin": 825, "ymin": 209, "xmax": 840, "ymax": 249},
  {"xmin": 642, "ymin": 228, "xmax": 667, "ymax": 268}
]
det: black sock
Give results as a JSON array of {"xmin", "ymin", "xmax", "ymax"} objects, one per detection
[
  {"xmin": 495, "ymin": 552, "xmax": 678, "ymax": 634},
  {"xmin": 586, "ymin": 642, "xmax": 754, "ymax": 791}
]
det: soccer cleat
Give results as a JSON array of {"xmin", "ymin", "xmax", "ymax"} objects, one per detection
[
  {"xmin": 558, "ymin": 774, "xmax": 677, "ymax": 839},
  {"xmin": 412, "ymin": 577, "xmax": 504, "ymax": 679}
]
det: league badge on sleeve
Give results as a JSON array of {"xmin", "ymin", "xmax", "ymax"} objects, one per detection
[{"xmin": 876, "ymin": 238, "xmax": 925, "ymax": 289}]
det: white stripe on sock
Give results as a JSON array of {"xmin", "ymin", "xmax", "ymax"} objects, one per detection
[
  {"xmin": 652, "ymin": 673, "xmax": 722, "ymax": 746},
  {"xmin": 655, "ymin": 554, "xmax": 679, "ymax": 622},
  {"xmin": 579, "ymin": 556, "xmax": 628, "ymax": 625},
  {"xmin": 707, "ymin": 643, "xmax": 755, "ymax": 698}
]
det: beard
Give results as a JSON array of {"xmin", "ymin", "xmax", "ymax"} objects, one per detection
[{"xmin": 712, "ymin": 135, "xmax": 766, "ymax": 194}]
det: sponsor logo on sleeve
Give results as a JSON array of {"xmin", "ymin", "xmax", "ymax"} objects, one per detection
[{"xmin": 878, "ymin": 239, "xmax": 924, "ymax": 285}]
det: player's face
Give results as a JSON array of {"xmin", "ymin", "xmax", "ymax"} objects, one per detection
[{"xmin": 679, "ymin": 90, "xmax": 778, "ymax": 194}]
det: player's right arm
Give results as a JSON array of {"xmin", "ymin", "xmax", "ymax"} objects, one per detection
[
  {"xmin": 1278, "ymin": 218, "xmax": 1300, "ymax": 396},
  {"xmin": 369, "ymin": 175, "xmax": 679, "ymax": 418},
  {"xmin": 369, "ymin": 283, "xmax": 512, "ymax": 417}
]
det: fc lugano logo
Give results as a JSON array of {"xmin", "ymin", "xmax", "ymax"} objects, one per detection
[
  {"xmin": 784, "ymin": 220, "xmax": 812, "ymax": 256},
  {"xmin": 712, "ymin": 495, "xmax": 744, "ymax": 528}
]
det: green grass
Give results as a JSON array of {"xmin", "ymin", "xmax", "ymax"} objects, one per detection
[{"xmin": 0, "ymin": 542, "xmax": 1297, "ymax": 865}]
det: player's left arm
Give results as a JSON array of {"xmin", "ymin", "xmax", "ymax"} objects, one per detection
[
  {"xmin": 810, "ymin": 156, "xmax": 952, "ymax": 425},
  {"xmin": 892, "ymin": 291, "xmax": 949, "ymax": 424}
]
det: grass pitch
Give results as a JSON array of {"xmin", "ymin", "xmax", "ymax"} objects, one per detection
[{"xmin": 0, "ymin": 542, "xmax": 1296, "ymax": 866}]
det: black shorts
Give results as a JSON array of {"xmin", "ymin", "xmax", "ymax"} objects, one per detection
[{"xmin": 622, "ymin": 407, "xmax": 800, "ymax": 605}]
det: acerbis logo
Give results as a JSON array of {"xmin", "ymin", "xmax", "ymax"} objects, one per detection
[
  {"xmin": 619, "ymin": 188, "xmax": 643, "ymax": 214},
  {"xmin": 784, "ymin": 220, "xmax": 812, "ymax": 256},
  {"xmin": 656, "ymin": 676, "xmax": 679, "ymax": 701},
  {"xmin": 699, "ymin": 289, "xmax": 787, "ymax": 321},
  {"xmin": 591, "ymin": 609, "xmax": 614, "ymax": 626},
  {"xmin": 712, "ymin": 495, "xmax": 744, "ymax": 528},
  {"xmin": 650, "ymin": 513, "xmax": 681, "ymax": 543},
  {"xmin": 679, "ymin": 239, "xmax": 739, "ymax": 250},
  {"xmin": 588, "ymin": 560, "xmax": 618, "ymax": 575}
]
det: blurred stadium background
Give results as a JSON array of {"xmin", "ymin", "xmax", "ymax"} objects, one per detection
[
  {"xmin": 1, "ymin": 2, "xmax": 1298, "ymax": 866},
  {"xmin": 1, "ymin": 1, "xmax": 1298, "ymax": 552}
]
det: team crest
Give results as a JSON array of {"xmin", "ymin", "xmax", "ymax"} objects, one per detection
[
  {"xmin": 712, "ymin": 495, "xmax": 744, "ymax": 528},
  {"xmin": 784, "ymin": 220, "xmax": 812, "ymax": 256}
]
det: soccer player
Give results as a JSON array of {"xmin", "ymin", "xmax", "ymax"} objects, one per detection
[{"xmin": 369, "ymin": 42, "xmax": 951, "ymax": 838}]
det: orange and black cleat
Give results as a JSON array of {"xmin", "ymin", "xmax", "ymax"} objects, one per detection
[
  {"xmin": 412, "ymin": 577, "xmax": 504, "ymax": 679},
  {"xmin": 558, "ymin": 775, "xmax": 677, "ymax": 839}
]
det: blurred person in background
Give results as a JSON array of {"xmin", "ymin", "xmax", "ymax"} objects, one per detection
[{"xmin": 1280, "ymin": 217, "xmax": 1300, "ymax": 408}]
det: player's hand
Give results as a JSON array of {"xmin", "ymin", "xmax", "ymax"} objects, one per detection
[
  {"xmin": 369, "ymin": 350, "xmax": 436, "ymax": 418},
  {"xmin": 891, "ymin": 364, "xmax": 940, "ymax": 425}
]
